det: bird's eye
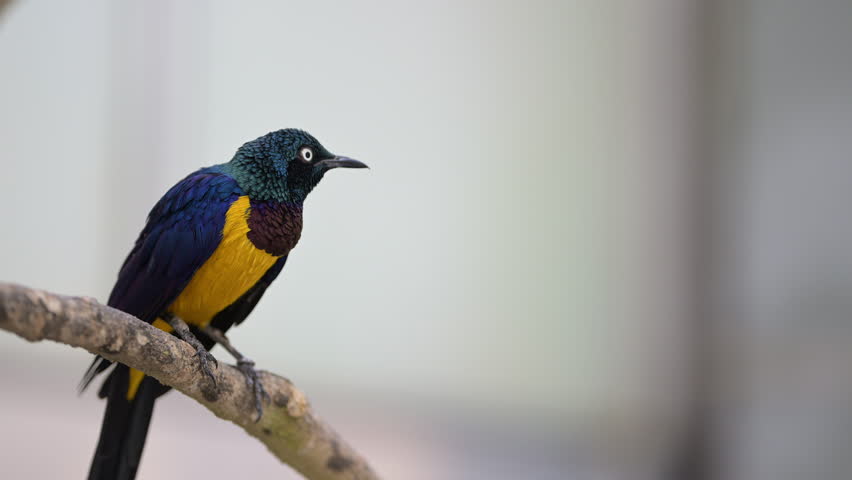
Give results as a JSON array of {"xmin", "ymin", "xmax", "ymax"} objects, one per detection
[{"xmin": 299, "ymin": 147, "xmax": 314, "ymax": 162}]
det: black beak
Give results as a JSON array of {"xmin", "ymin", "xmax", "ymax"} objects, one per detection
[{"xmin": 315, "ymin": 156, "xmax": 368, "ymax": 169}]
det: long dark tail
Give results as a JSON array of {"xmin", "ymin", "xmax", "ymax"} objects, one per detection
[{"xmin": 88, "ymin": 364, "xmax": 160, "ymax": 480}]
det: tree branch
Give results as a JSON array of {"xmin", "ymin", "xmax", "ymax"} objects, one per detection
[{"xmin": 0, "ymin": 282, "xmax": 380, "ymax": 480}]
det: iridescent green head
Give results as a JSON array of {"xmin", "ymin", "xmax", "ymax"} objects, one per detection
[{"xmin": 224, "ymin": 129, "xmax": 367, "ymax": 203}]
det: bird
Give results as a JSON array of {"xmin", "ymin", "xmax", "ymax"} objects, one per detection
[{"xmin": 81, "ymin": 129, "xmax": 367, "ymax": 480}]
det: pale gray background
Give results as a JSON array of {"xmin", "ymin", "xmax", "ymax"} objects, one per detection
[{"xmin": 1, "ymin": 1, "xmax": 851, "ymax": 479}]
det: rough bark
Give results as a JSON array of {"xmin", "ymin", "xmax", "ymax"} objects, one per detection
[{"xmin": 0, "ymin": 282, "xmax": 379, "ymax": 480}]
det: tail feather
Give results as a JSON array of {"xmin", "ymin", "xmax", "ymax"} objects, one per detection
[
  {"xmin": 79, "ymin": 356, "xmax": 111, "ymax": 394},
  {"xmin": 88, "ymin": 365, "xmax": 158, "ymax": 480}
]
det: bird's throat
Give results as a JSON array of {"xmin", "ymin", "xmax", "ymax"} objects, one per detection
[{"xmin": 246, "ymin": 198, "xmax": 303, "ymax": 256}]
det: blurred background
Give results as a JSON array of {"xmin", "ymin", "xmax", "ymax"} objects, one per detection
[{"xmin": 1, "ymin": 0, "xmax": 851, "ymax": 479}]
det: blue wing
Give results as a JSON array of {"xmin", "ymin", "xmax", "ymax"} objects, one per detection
[
  {"xmin": 107, "ymin": 170, "xmax": 243, "ymax": 321},
  {"xmin": 81, "ymin": 170, "xmax": 243, "ymax": 391}
]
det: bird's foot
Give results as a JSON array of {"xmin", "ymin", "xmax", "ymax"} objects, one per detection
[
  {"xmin": 164, "ymin": 313, "xmax": 220, "ymax": 387},
  {"xmin": 194, "ymin": 346, "xmax": 219, "ymax": 386},
  {"xmin": 237, "ymin": 358, "xmax": 269, "ymax": 421}
]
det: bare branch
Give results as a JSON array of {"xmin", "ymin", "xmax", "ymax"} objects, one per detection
[{"xmin": 0, "ymin": 282, "xmax": 380, "ymax": 480}]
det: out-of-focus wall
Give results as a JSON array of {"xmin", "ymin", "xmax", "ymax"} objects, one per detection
[
  {"xmin": 1, "ymin": 1, "xmax": 701, "ymax": 479},
  {"xmin": 712, "ymin": 1, "xmax": 852, "ymax": 479}
]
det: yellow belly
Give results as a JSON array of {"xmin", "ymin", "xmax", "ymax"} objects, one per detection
[
  {"xmin": 168, "ymin": 195, "xmax": 279, "ymax": 327},
  {"xmin": 127, "ymin": 195, "xmax": 280, "ymax": 399}
]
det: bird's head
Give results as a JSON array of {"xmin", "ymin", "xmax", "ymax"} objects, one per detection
[{"xmin": 225, "ymin": 129, "xmax": 367, "ymax": 203}]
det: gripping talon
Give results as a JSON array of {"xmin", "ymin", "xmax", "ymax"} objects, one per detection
[
  {"xmin": 196, "ymin": 349, "xmax": 219, "ymax": 369},
  {"xmin": 237, "ymin": 359, "xmax": 267, "ymax": 421},
  {"xmin": 165, "ymin": 313, "xmax": 219, "ymax": 386},
  {"xmin": 195, "ymin": 348, "xmax": 219, "ymax": 386}
]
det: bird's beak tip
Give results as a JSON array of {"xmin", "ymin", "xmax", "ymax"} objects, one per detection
[{"xmin": 320, "ymin": 156, "xmax": 369, "ymax": 169}]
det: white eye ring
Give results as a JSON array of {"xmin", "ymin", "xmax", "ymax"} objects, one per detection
[{"xmin": 299, "ymin": 147, "xmax": 314, "ymax": 162}]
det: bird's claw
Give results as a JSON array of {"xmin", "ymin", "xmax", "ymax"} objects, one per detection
[
  {"xmin": 237, "ymin": 358, "xmax": 268, "ymax": 421},
  {"xmin": 194, "ymin": 348, "xmax": 219, "ymax": 386}
]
